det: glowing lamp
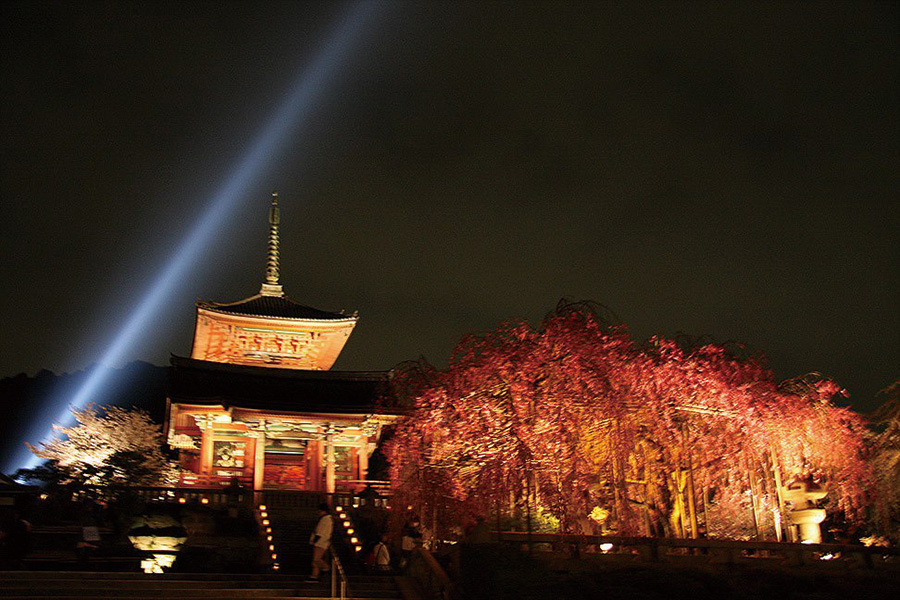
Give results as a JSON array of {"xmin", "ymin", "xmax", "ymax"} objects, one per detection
[
  {"xmin": 350, "ymin": 537, "xmax": 358, "ymax": 544},
  {"xmin": 335, "ymin": 506, "xmax": 342, "ymax": 512},
  {"xmin": 178, "ymin": 498, "xmax": 186, "ymax": 504},
  {"xmin": 600, "ymin": 543, "xmax": 614, "ymax": 553},
  {"xmin": 201, "ymin": 498, "xmax": 209, "ymax": 505},
  {"xmin": 262, "ymin": 519, "xmax": 270, "ymax": 526},
  {"xmin": 259, "ymin": 505, "xmax": 267, "ymax": 511}
]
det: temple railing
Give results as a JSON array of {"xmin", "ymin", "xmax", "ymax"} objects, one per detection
[
  {"xmin": 491, "ymin": 532, "xmax": 900, "ymax": 570},
  {"xmin": 258, "ymin": 486, "xmax": 393, "ymax": 511},
  {"xmin": 118, "ymin": 484, "xmax": 393, "ymax": 512},
  {"xmin": 335, "ymin": 479, "xmax": 391, "ymax": 495},
  {"xmin": 131, "ymin": 486, "xmax": 252, "ymax": 508},
  {"xmin": 178, "ymin": 473, "xmax": 253, "ymax": 488}
]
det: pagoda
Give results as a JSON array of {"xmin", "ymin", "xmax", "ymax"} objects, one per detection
[
  {"xmin": 190, "ymin": 193, "xmax": 358, "ymax": 370},
  {"xmin": 165, "ymin": 193, "xmax": 398, "ymax": 495}
]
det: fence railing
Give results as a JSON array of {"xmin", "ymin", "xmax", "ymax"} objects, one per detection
[
  {"xmin": 259, "ymin": 488, "xmax": 392, "ymax": 511},
  {"xmin": 492, "ymin": 532, "xmax": 900, "ymax": 570},
  {"xmin": 331, "ymin": 551, "xmax": 350, "ymax": 600},
  {"xmin": 131, "ymin": 486, "xmax": 252, "ymax": 508},
  {"xmin": 123, "ymin": 485, "xmax": 392, "ymax": 512}
]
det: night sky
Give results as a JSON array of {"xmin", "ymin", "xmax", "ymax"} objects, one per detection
[{"xmin": 2, "ymin": 2, "xmax": 897, "ymax": 415}]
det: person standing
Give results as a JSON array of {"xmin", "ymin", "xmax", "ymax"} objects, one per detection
[
  {"xmin": 0, "ymin": 509, "xmax": 31, "ymax": 569},
  {"xmin": 306, "ymin": 503, "xmax": 333, "ymax": 582}
]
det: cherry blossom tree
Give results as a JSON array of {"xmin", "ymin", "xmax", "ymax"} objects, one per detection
[
  {"xmin": 25, "ymin": 404, "xmax": 177, "ymax": 489},
  {"xmin": 385, "ymin": 301, "xmax": 869, "ymax": 540}
]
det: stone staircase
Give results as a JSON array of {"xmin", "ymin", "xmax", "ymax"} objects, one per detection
[
  {"xmin": 265, "ymin": 506, "xmax": 321, "ymax": 574},
  {"xmin": 258, "ymin": 502, "xmax": 408, "ymax": 599},
  {"xmin": 0, "ymin": 571, "xmax": 407, "ymax": 599}
]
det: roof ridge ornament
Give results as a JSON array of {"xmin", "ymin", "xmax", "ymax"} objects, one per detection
[{"xmin": 260, "ymin": 192, "xmax": 284, "ymax": 297}]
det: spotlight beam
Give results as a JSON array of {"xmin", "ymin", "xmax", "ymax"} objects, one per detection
[{"xmin": 7, "ymin": 2, "xmax": 379, "ymax": 474}]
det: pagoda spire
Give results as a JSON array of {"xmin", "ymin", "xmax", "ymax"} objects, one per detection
[{"xmin": 259, "ymin": 192, "xmax": 284, "ymax": 297}]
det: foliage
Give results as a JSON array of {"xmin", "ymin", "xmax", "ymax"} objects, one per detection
[
  {"xmin": 870, "ymin": 381, "xmax": 900, "ymax": 542},
  {"xmin": 24, "ymin": 404, "xmax": 177, "ymax": 490},
  {"xmin": 385, "ymin": 301, "xmax": 870, "ymax": 539}
]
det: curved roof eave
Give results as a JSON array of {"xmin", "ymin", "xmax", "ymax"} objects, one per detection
[{"xmin": 198, "ymin": 294, "xmax": 357, "ymax": 322}]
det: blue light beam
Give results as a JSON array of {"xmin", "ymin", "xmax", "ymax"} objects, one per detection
[{"xmin": 8, "ymin": 2, "xmax": 379, "ymax": 474}]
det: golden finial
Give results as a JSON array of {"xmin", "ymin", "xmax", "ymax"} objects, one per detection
[{"xmin": 260, "ymin": 192, "xmax": 284, "ymax": 296}]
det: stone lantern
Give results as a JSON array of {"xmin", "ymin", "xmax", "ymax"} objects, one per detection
[{"xmin": 782, "ymin": 480, "xmax": 827, "ymax": 544}]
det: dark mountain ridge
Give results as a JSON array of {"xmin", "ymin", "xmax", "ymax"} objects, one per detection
[{"xmin": 0, "ymin": 361, "xmax": 169, "ymax": 475}]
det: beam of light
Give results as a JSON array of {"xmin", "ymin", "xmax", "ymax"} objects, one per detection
[{"xmin": 7, "ymin": 2, "xmax": 379, "ymax": 475}]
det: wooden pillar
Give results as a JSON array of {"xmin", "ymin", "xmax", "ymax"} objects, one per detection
[
  {"xmin": 253, "ymin": 423, "xmax": 266, "ymax": 492},
  {"xmin": 358, "ymin": 437, "xmax": 369, "ymax": 482},
  {"xmin": 200, "ymin": 420, "xmax": 214, "ymax": 477},
  {"xmin": 325, "ymin": 431, "xmax": 336, "ymax": 494},
  {"xmin": 308, "ymin": 440, "xmax": 321, "ymax": 491}
]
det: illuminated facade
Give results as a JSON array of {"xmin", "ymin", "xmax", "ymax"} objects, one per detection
[{"xmin": 166, "ymin": 193, "xmax": 397, "ymax": 493}]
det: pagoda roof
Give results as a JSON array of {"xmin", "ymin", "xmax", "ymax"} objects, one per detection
[
  {"xmin": 197, "ymin": 294, "xmax": 356, "ymax": 321},
  {"xmin": 168, "ymin": 356, "xmax": 400, "ymax": 416}
]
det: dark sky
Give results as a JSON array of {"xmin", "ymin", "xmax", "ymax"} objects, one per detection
[{"xmin": 1, "ymin": 1, "xmax": 897, "ymax": 413}]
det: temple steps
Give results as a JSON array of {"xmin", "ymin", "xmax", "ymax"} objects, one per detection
[
  {"xmin": 265, "ymin": 507, "xmax": 321, "ymax": 573},
  {"xmin": 0, "ymin": 571, "xmax": 405, "ymax": 599}
]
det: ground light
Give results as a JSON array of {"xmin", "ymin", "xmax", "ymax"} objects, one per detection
[
  {"xmin": 8, "ymin": 1, "xmax": 381, "ymax": 475},
  {"xmin": 336, "ymin": 507, "xmax": 363, "ymax": 553},
  {"xmin": 258, "ymin": 504, "xmax": 279, "ymax": 570}
]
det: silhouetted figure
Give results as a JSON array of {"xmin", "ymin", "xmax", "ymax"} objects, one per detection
[
  {"xmin": 76, "ymin": 517, "xmax": 102, "ymax": 568},
  {"xmin": 399, "ymin": 517, "xmax": 422, "ymax": 569},
  {"xmin": 0, "ymin": 510, "xmax": 31, "ymax": 569},
  {"xmin": 467, "ymin": 516, "xmax": 491, "ymax": 544}
]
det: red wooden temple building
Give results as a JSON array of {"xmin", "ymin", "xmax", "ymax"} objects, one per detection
[{"xmin": 165, "ymin": 193, "xmax": 399, "ymax": 494}]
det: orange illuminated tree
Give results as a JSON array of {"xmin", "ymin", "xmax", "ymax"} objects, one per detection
[{"xmin": 385, "ymin": 301, "xmax": 869, "ymax": 540}]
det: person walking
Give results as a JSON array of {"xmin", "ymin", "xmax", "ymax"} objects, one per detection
[
  {"xmin": 306, "ymin": 503, "xmax": 333, "ymax": 582},
  {"xmin": 370, "ymin": 534, "xmax": 391, "ymax": 573}
]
